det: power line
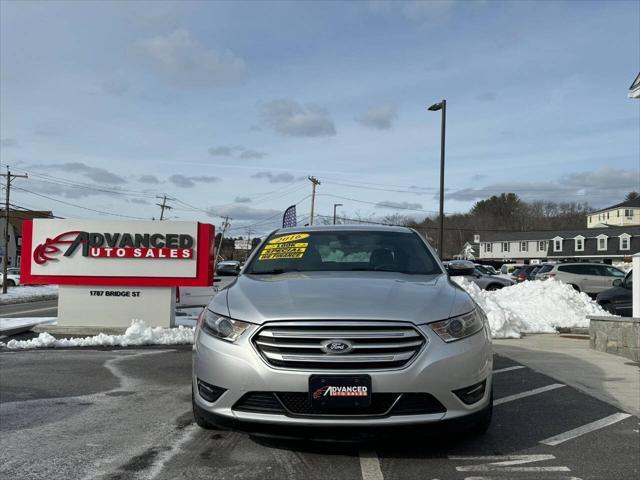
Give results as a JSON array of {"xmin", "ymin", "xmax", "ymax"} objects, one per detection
[
  {"xmin": 155, "ymin": 194, "xmax": 173, "ymax": 221},
  {"xmin": 12, "ymin": 186, "xmax": 147, "ymax": 219}
]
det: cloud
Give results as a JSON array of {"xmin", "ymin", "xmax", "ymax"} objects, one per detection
[
  {"xmin": 208, "ymin": 145, "xmax": 267, "ymax": 159},
  {"xmin": 208, "ymin": 145, "xmax": 236, "ymax": 157},
  {"xmin": 238, "ymin": 148, "xmax": 267, "ymax": 160},
  {"xmin": 368, "ymin": 0, "xmax": 456, "ymax": 27},
  {"xmin": 376, "ymin": 200, "xmax": 424, "ymax": 210},
  {"xmin": 1, "ymin": 138, "xmax": 18, "ymax": 148},
  {"xmin": 251, "ymin": 171, "xmax": 302, "ymax": 183},
  {"xmin": 234, "ymin": 196, "xmax": 252, "ymax": 203},
  {"xmin": 128, "ymin": 198, "xmax": 150, "ymax": 205},
  {"xmin": 260, "ymin": 99, "xmax": 336, "ymax": 137},
  {"xmin": 137, "ymin": 28, "xmax": 246, "ymax": 88},
  {"xmin": 138, "ymin": 175, "xmax": 160, "ymax": 184},
  {"xmin": 189, "ymin": 175, "xmax": 219, "ymax": 183},
  {"xmin": 101, "ymin": 78, "xmax": 129, "ymax": 96},
  {"xmin": 356, "ymin": 105, "xmax": 397, "ymax": 130},
  {"xmin": 206, "ymin": 204, "xmax": 280, "ymax": 221},
  {"xmin": 37, "ymin": 162, "xmax": 127, "ymax": 184},
  {"xmin": 446, "ymin": 167, "xmax": 640, "ymax": 208},
  {"xmin": 471, "ymin": 174, "xmax": 487, "ymax": 181},
  {"xmin": 168, "ymin": 174, "xmax": 220, "ymax": 188}
]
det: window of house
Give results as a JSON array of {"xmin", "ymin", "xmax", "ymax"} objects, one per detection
[
  {"xmin": 597, "ymin": 236, "xmax": 607, "ymax": 251},
  {"xmin": 519, "ymin": 241, "xmax": 527, "ymax": 252},
  {"xmin": 553, "ymin": 238, "xmax": 562, "ymax": 252},
  {"xmin": 484, "ymin": 243, "xmax": 493, "ymax": 253},
  {"xmin": 625, "ymin": 209, "xmax": 633, "ymax": 218},
  {"xmin": 501, "ymin": 242, "xmax": 509, "ymax": 252},
  {"xmin": 620, "ymin": 235, "xmax": 630, "ymax": 250},
  {"xmin": 606, "ymin": 211, "xmax": 610, "ymax": 219},
  {"xmin": 575, "ymin": 237, "xmax": 584, "ymax": 251},
  {"xmin": 538, "ymin": 241, "xmax": 546, "ymax": 251}
]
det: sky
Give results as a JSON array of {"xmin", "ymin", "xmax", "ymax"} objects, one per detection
[{"xmin": 1, "ymin": 0, "xmax": 639, "ymax": 236}]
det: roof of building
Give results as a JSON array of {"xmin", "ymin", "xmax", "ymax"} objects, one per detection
[
  {"xmin": 478, "ymin": 225, "xmax": 640, "ymax": 242},
  {"xmin": 592, "ymin": 197, "xmax": 640, "ymax": 214},
  {"xmin": 0, "ymin": 209, "xmax": 54, "ymax": 230}
]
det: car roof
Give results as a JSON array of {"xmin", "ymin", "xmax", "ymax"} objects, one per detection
[{"xmin": 273, "ymin": 224, "xmax": 415, "ymax": 234}]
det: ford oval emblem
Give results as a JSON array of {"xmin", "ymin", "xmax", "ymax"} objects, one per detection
[{"xmin": 321, "ymin": 339, "xmax": 353, "ymax": 354}]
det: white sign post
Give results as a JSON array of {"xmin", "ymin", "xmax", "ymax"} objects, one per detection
[{"xmin": 633, "ymin": 253, "xmax": 639, "ymax": 318}]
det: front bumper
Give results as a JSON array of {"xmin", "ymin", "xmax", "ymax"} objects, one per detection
[{"xmin": 193, "ymin": 322, "xmax": 492, "ymax": 428}]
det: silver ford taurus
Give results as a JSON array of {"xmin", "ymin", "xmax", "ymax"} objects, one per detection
[{"xmin": 192, "ymin": 225, "xmax": 493, "ymax": 436}]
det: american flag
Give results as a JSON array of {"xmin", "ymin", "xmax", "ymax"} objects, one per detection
[{"xmin": 282, "ymin": 205, "xmax": 297, "ymax": 228}]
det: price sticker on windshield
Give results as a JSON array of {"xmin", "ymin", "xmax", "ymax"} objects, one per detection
[{"xmin": 259, "ymin": 234, "xmax": 310, "ymax": 260}]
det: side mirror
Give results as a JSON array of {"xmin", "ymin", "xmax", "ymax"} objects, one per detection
[
  {"xmin": 447, "ymin": 261, "xmax": 476, "ymax": 277},
  {"xmin": 612, "ymin": 279, "xmax": 623, "ymax": 287}
]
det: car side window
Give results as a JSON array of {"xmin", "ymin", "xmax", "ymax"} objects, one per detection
[
  {"xmin": 559, "ymin": 265, "xmax": 580, "ymax": 274},
  {"xmin": 604, "ymin": 267, "xmax": 625, "ymax": 277}
]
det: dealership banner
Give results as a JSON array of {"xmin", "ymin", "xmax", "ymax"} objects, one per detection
[{"xmin": 20, "ymin": 219, "xmax": 215, "ymax": 287}]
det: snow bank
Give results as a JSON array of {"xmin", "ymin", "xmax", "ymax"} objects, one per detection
[
  {"xmin": 2, "ymin": 319, "xmax": 194, "ymax": 350},
  {"xmin": 0, "ymin": 285, "xmax": 58, "ymax": 305},
  {"xmin": 453, "ymin": 277, "xmax": 610, "ymax": 338}
]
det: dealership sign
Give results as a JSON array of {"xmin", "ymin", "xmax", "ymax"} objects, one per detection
[{"xmin": 21, "ymin": 219, "xmax": 215, "ymax": 287}]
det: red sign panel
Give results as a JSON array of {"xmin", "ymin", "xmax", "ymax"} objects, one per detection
[{"xmin": 20, "ymin": 220, "xmax": 215, "ymax": 287}]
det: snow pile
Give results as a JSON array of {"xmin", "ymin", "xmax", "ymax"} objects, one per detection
[
  {"xmin": 3, "ymin": 319, "xmax": 194, "ymax": 350},
  {"xmin": 0, "ymin": 285, "xmax": 58, "ymax": 305},
  {"xmin": 453, "ymin": 277, "xmax": 610, "ymax": 338}
]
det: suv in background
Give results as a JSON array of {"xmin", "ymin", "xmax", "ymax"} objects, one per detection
[
  {"xmin": 596, "ymin": 270, "xmax": 633, "ymax": 316},
  {"xmin": 534, "ymin": 263, "xmax": 556, "ymax": 280},
  {"xmin": 541, "ymin": 263, "xmax": 626, "ymax": 294},
  {"xmin": 0, "ymin": 267, "xmax": 20, "ymax": 287}
]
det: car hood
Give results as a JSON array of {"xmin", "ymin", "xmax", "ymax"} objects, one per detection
[{"xmin": 213, "ymin": 271, "xmax": 474, "ymax": 325}]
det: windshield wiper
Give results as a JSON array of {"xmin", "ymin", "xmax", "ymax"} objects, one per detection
[{"xmin": 249, "ymin": 268, "xmax": 301, "ymax": 275}]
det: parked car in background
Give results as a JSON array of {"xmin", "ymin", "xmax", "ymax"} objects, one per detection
[
  {"xmin": 0, "ymin": 268, "xmax": 21, "ymax": 287},
  {"xmin": 512, "ymin": 265, "xmax": 538, "ymax": 283},
  {"xmin": 534, "ymin": 263, "xmax": 556, "ymax": 280},
  {"xmin": 596, "ymin": 270, "xmax": 633, "ymax": 317},
  {"xmin": 446, "ymin": 261, "xmax": 514, "ymax": 291},
  {"xmin": 474, "ymin": 264, "xmax": 497, "ymax": 276},
  {"xmin": 499, "ymin": 264, "xmax": 522, "ymax": 275},
  {"xmin": 216, "ymin": 260, "xmax": 241, "ymax": 276},
  {"xmin": 541, "ymin": 263, "xmax": 626, "ymax": 294}
]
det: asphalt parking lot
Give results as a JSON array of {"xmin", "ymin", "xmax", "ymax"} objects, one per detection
[{"xmin": 0, "ymin": 347, "xmax": 638, "ymax": 480}]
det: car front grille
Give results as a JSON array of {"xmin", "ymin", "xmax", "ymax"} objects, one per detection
[
  {"xmin": 232, "ymin": 392, "xmax": 446, "ymax": 417},
  {"xmin": 252, "ymin": 321, "xmax": 426, "ymax": 370}
]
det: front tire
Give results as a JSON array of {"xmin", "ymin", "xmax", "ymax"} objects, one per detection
[
  {"xmin": 600, "ymin": 302, "xmax": 617, "ymax": 315},
  {"xmin": 6, "ymin": 279, "xmax": 15, "ymax": 287}
]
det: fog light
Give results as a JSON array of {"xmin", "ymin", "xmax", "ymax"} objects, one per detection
[
  {"xmin": 197, "ymin": 379, "xmax": 226, "ymax": 403},
  {"xmin": 453, "ymin": 380, "xmax": 486, "ymax": 405}
]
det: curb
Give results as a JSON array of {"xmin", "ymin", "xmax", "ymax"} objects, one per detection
[
  {"xmin": 0, "ymin": 294, "xmax": 58, "ymax": 306},
  {"xmin": 32, "ymin": 325, "xmax": 128, "ymax": 336}
]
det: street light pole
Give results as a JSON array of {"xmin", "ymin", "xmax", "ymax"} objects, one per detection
[
  {"xmin": 333, "ymin": 203, "xmax": 343, "ymax": 224},
  {"xmin": 428, "ymin": 99, "xmax": 446, "ymax": 258}
]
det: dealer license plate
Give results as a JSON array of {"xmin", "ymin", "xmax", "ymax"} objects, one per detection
[{"xmin": 309, "ymin": 375, "xmax": 372, "ymax": 409}]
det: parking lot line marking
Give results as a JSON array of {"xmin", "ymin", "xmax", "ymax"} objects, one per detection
[
  {"xmin": 458, "ymin": 466, "xmax": 571, "ymax": 472},
  {"xmin": 493, "ymin": 365, "xmax": 525, "ymax": 374},
  {"xmin": 359, "ymin": 448, "xmax": 384, "ymax": 480},
  {"xmin": 540, "ymin": 412, "xmax": 632, "ymax": 446},
  {"xmin": 494, "ymin": 383, "xmax": 565, "ymax": 405}
]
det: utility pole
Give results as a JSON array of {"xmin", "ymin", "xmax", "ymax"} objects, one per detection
[
  {"xmin": 156, "ymin": 194, "xmax": 173, "ymax": 221},
  {"xmin": 245, "ymin": 227, "xmax": 252, "ymax": 261},
  {"xmin": 333, "ymin": 203, "xmax": 343, "ymax": 224},
  {"xmin": 214, "ymin": 216, "xmax": 230, "ymax": 266},
  {"xmin": 1, "ymin": 168, "xmax": 28, "ymax": 294},
  {"xmin": 308, "ymin": 176, "xmax": 321, "ymax": 225}
]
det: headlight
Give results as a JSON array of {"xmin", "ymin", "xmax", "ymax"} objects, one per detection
[
  {"xmin": 199, "ymin": 309, "xmax": 251, "ymax": 342},
  {"xmin": 429, "ymin": 307, "xmax": 486, "ymax": 342}
]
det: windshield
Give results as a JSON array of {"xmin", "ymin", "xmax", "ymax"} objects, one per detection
[
  {"xmin": 246, "ymin": 230, "xmax": 442, "ymax": 275},
  {"xmin": 538, "ymin": 264, "xmax": 553, "ymax": 274}
]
